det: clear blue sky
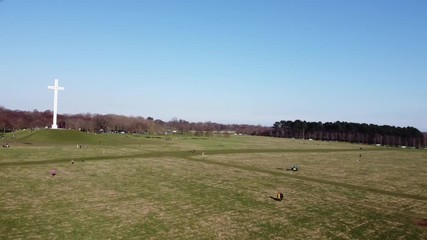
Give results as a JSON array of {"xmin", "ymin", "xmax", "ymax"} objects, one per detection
[{"xmin": 1, "ymin": 0, "xmax": 426, "ymax": 130}]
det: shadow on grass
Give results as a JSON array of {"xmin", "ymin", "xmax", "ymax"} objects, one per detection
[{"xmin": 269, "ymin": 196, "xmax": 283, "ymax": 201}]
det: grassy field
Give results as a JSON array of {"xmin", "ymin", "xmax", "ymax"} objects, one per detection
[{"xmin": 1, "ymin": 129, "xmax": 426, "ymax": 239}]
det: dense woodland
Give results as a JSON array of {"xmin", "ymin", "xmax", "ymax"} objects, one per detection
[
  {"xmin": 272, "ymin": 120, "xmax": 425, "ymax": 148},
  {"xmin": 1, "ymin": 106, "xmax": 426, "ymax": 148}
]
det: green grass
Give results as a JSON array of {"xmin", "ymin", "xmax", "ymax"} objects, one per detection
[{"xmin": 1, "ymin": 130, "xmax": 426, "ymax": 239}]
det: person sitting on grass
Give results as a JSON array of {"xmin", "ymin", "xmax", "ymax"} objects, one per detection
[{"xmin": 277, "ymin": 192, "xmax": 284, "ymax": 201}]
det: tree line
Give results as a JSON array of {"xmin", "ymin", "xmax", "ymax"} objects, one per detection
[
  {"xmin": 0, "ymin": 107, "xmax": 267, "ymax": 135},
  {"xmin": 1, "ymin": 106, "xmax": 425, "ymax": 148},
  {"xmin": 272, "ymin": 120, "xmax": 425, "ymax": 148}
]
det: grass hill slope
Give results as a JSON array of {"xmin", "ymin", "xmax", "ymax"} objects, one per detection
[{"xmin": 7, "ymin": 129, "xmax": 130, "ymax": 146}]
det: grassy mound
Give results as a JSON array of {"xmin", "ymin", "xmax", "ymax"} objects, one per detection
[{"xmin": 11, "ymin": 129, "xmax": 109, "ymax": 145}]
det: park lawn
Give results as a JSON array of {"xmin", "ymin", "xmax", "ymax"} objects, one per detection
[{"xmin": 1, "ymin": 130, "xmax": 426, "ymax": 239}]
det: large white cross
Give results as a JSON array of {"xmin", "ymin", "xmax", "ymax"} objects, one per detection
[{"xmin": 48, "ymin": 79, "xmax": 64, "ymax": 129}]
